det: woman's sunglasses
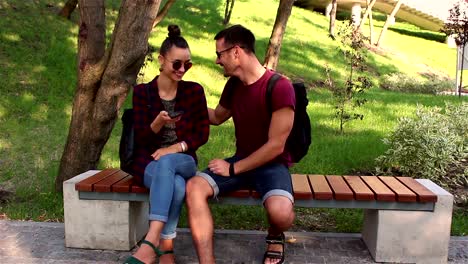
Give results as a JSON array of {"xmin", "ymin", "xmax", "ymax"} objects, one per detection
[{"xmin": 171, "ymin": 60, "xmax": 192, "ymax": 71}]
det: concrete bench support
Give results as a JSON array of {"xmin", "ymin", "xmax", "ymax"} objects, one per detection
[
  {"xmin": 63, "ymin": 170, "xmax": 149, "ymax": 250},
  {"xmin": 362, "ymin": 179, "xmax": 453, "ymax": 264}
]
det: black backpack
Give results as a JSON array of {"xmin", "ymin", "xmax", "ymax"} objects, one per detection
[
  {"xmin": 266, "ymin": 74, "xmax": 311, "ymax": 163},
  {"xmin": 119, "ymin": 86, "xmax": 151, "ymax": 173}
]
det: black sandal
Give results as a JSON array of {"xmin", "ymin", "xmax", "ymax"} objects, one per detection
[
  {"xmin": 123, "ymin": 239, "xmax": 174, "ymax": 264},
  {"xmin": 263, "ymin": 233, "xmax": 285, "ymax": 264}
]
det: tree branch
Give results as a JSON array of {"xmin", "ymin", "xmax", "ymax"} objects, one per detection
[{"xmin": 152, "ymin": 0, "xmax": 177, "ymax": 28}]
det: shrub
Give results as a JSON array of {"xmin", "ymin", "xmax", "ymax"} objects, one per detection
[
  {"xmin": 380, "ymin": 73, "xmax": 454, "ymax": 95},
  {"xmin": 376, "ymin": 103, "xmax": 468, "ymax": 188}
]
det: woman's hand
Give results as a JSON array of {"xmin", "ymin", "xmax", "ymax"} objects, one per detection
[
  {"xmin": 151, "ymin": 146, "xmax": 176, "ymax": 160},
  {"xmin": 150, "ymin": 111, "xmax": 181, "ymax": 133},
  {"xmin": 156, "ymin": 110, "xmax": 182, "ymax": 124}
]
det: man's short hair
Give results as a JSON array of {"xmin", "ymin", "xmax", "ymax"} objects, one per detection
[{"xmin": 214, "ymin": 25, "xmax": 256, "ymax": 54}]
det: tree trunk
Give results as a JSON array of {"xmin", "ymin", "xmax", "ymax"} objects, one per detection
[
  {"xmin": 357, "ymin": 0, "xmax": 377, "ymax": 31},
  {"xmin": 376, "ymin": 0, "xmax": 403, "ymax": 47},
  {"xmin": 58, "ymin": 0, "xmax": 78, "ymax": 19},
  {"xmin": 55, "ymin": 0, "xmax": 162, "ymax": 192},
  {"xmin": 264, "ymin": 0, "xmax": 294, "ymax": 70},
  {"xmin": 328, "ymin": 0, "xmax": 337, "ymax": 39},
  {"xmin": 223, "ymin": 0, "xmax": 235, "ymax": 25},
  {"xmin": 153, "ymin": 0, "xmax": 177, "ymax": 28},
  {"xmin": 460, "ymin": 43, "xmax": 465, "ymax": 97},
  {"xmin": 368, "ymin": 1, "xmax": 375, "ymax": 44}
]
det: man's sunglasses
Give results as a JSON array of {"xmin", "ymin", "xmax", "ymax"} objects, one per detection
[
  {"xmin": 215, "ymin": 46, "xmax": 236, "ymax": 59},
  {"xmin": 171, "ymin": 60, "xmax": 193, "ymax": 71}
]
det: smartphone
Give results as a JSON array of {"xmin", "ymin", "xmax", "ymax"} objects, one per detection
[{"xmin": 168, "ymin": 110, "xmax": 184, "ymax": 119}]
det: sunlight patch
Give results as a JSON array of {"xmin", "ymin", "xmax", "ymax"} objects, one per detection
[
  {"xmin": 64, "ymin": 105, "xmax": 72, "ymax": 118},
  {"xmin": 34, "ymin": 157, "xmax": 45, "ymax": 170},
  {"xmin": 186, "ymin": 6, "xmax": 201, "ymax": 14},
  {"xmin": 32, "ymin": 65, "xmax": 46, "ymax": 73},
  {"xmin": 22, "ymin": 92, "xmax": 35, "ymax": 102},
  {"xmin": 31, "ymin": 104, "xmax": 49, "ymax": 121},
  {"xmin": 3, "ymin": 33, "xmax": 21, "ymax": 42},
  {"xmin": 0, "ymin": 139, "xmax": 12, "ymax": 150}
]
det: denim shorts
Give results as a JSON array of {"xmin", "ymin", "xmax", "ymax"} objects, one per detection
[{"xmin": 197, "ymin": 156, "xmax": 294, "ymax": 204}]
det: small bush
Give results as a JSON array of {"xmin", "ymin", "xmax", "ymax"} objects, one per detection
[
  {"xmin": 380, "ymin": 73, "xmax": 454, "ymax": 94},
  {"xmin": 376, "ymin": 103, "xmax": 468, "ymax": 188}
]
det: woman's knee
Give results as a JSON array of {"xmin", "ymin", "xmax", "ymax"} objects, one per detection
[{"xmin": 156, "ymin": 155, "xmax": 175, "ymax": 169}]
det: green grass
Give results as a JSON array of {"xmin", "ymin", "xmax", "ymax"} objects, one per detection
[{"xmin": 0, "ymin": 0, "xmax": 466, "ymax": 235}]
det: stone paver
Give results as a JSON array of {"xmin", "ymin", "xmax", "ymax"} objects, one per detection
[{"xmin": 0, "ymin": 220, "xmax": 467, "ymax": 263}]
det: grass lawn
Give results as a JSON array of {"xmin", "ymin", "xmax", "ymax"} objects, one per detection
[{"xmin": 0, "ymin": 0, "xmax": 466, "ymax": 235}]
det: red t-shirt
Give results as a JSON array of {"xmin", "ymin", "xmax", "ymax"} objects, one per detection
[{"xmin": 219, "ymin": 70, "xmax": 295, "ymax": 166}]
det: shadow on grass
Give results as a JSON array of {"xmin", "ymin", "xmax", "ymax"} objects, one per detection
[
  {"xmin": 157, "ymin": 0, "xmax": 224, "ymax": 42},
  {"xmin": 390, "ymin": 27, "xmax": 446, "ymax": 43},
  {"xmin": 0, "ymin": 0, "xmax": 77, "ymax": 187},
  {"xmin": 0, "ymin": 0, "xmax": 79, "ymax": 220}
]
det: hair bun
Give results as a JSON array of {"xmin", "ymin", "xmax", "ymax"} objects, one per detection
[{"xmin": 168, "ymin": 25, "xmax": 181, "ymax": 38}]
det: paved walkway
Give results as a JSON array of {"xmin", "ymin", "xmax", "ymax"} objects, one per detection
[{"xmin": 0, "ymin": 220, "xmax": 467, "ymax": 264}]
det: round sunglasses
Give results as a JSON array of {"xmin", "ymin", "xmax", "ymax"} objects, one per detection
[{"xmin": 170, "ymin": 60, "xmax": 193, "ymax": 71}]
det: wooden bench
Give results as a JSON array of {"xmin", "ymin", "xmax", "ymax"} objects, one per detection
[{"xmin": 64, "ymin": 169, "xmax": 453, "ymax": 263}]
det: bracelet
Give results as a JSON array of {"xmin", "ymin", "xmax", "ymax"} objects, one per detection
[
  {"xmin": 229, "ymin": 162, "xmax": 235, "ymax": 177},
  {"xmin": 180, "ymin": 142, "xmax": 186, "ymax": 152}
]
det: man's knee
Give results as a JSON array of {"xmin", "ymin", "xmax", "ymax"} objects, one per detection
[
  {"xmin": 264, "ymin": 196, "xmax": 294, "ymax": 222},
  {"xmin": 186, "ymin": 176, "xmax": 213, "ymax": 200}
]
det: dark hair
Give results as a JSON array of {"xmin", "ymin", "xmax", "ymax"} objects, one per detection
[
  {"xmin": 214, "ymin": 25, "xmax": 255, "ymax": 54},
  {"xmin": 159, "ymin": 25, "xmax": 190, "ymax": 56}
]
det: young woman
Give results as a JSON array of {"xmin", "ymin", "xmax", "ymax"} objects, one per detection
[{"xmin": 124, "ymin": 25, "xmax": 209, "ymax": 264}]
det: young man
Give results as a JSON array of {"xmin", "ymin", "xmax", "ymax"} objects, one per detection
[{"xmin": 185, "ymin": 25, "xmax": 295, "ymax": 264}]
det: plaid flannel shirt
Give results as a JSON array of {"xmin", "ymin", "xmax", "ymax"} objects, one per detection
[{"xmin": 131, "ymin": 77, "xmax": 210, "ymax": 185}]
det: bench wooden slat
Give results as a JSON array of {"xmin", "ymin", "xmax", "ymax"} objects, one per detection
[
  {"xmin": 252, "ymin": 190, "xmax": 261, "ymax": 199},
  {"xmin": 75, "ymin": 170, "xmax": 438, "ymax": 210},
  {"xmin": 379, "ymin": 176, "xmax": 417, "ymax": 202},
  {"xmin": 361, "ymin": 176, "xmax": 395, "ymax": 201},
  {"xmin": 131, "ymin": 184, "xmax": 149, "ymax": 193},
  {"xmin": 75, "ymin": 169, "xmax": 120, "ymax": 191},
  {"xmin": 397, "ymin": 177, "xmax": 437, "ymax": 202},
  {"xmin": 111, "ymin": 176, "xmax": 134, "ymax": 193},
  {"xmin": 343, "ymin": 176, "xmax": 375, "ymax": 201},
  {"xmin": 326, "ymin": 175, "xmax": 353, "ymax": 200},
  {"xmin": 292, "ymin": 174, "xmax": 313, "ymax": 199},
  {"xmin": 94, "ymin": 170, "xmax": 130, "ymax": 192},
  {"xmin": 308, "ymin": 175, "xmax": 333, "ymax": 200}
]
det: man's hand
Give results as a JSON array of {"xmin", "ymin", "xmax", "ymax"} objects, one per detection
[{"xmin": 208, "ymin": 159, "xmax": 230, "ymax": 177}]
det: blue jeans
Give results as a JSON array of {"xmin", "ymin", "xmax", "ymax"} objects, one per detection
[{"xmin": 143, "ymin": 153, "xmax": 196, "ymax": 239}]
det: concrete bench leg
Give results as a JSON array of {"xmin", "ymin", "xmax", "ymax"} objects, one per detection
[
  {"xmin": 362, "ymin": 179, "xmax": 453, "ymax": 264},
  {"xmin": 63, "ymin": 170, "xmax": 149, "ymax": 251}
]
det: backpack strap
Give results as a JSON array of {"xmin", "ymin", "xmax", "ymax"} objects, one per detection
[
  {"xmin": 266, "ymin": 73, "xmax": 281, "ymax": 114},
  {"xmin": 146, "ymin": 82, "xmax": 153, "ymax": 109}
]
